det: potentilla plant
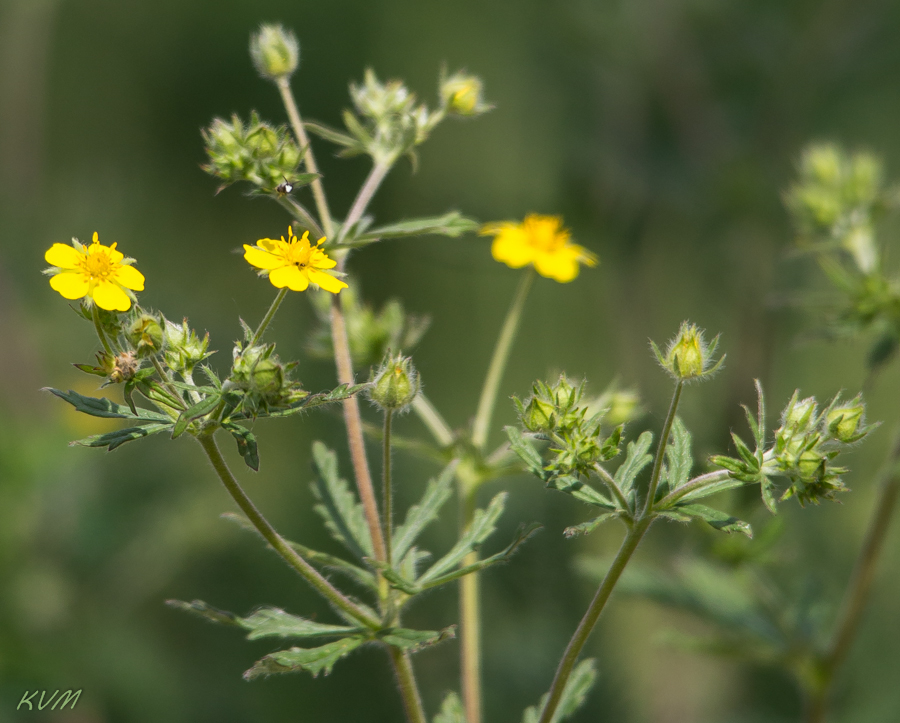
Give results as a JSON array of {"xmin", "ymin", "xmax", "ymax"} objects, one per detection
[{"xmin": 41, "ymin": 24, "xmax": 875, "ymax": 723}]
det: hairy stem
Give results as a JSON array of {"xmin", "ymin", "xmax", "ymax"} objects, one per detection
[
  {"xmin": 806, "ymin": 433, "xmax": 900, "ymax": 722},
  {"xmin": 472, "ymin": 268, "xmax": 536, "ymax": 449},
  {"xmin": 642, "ymin": 381, "xmax": 684, "ymax": 517},
  {"xmin": 538, "ymin": 518, "xmax": 653, "ymax": 723},
  {"xmin": 412, "ymin": 393, "xmax": 455, "ymax": 447},
  {"xmin": 390, "ymin": 647, "xmax": 428, "ymax": 723},
  {"xmin": 250, "ymin": 288, "xmax": 287, "ymax": 346},
  {"xmin": 460, "ymin": 487, "xmax": 482, "ymax": 723},
  {"xmin": 339, "ymin": 159, "xmax": 393, "ymax": 243},
  {"xmin": 150, "ymin": 356, "xmax": 186, "ymax": 411},
  {"xmin": 274, "ymin": 195, "xmax": 325, "ymax": 240},
  {"xmin": 383, "ymin": 410, "xmax": 394, "ymax": 566},
  {"xmin": 276, "ymin": 77, "xmax": 335, "ymax": 239},
  {"xmin": 197, "ymin": 433, "xmax": 379, "ymax": 628},
  {"xmin": 91, "ymin": 305, "xmax": 114, "ymax": 356}
]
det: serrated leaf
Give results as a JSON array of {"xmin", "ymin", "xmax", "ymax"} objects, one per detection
[
  {"xmin": 677, "ymin": 476, "xmax": 745, "ymax": 503},
  {"xmin": 614, "ymin": 431, "xmax": 654, "ymax": 494},
  {"xmin": 564, "ymin": 513, "xmax": 618, "ymax": 538},
  {"xmin": 434, "ymin": 692, "xmax": 467, "ymax": 723},
  {"xmin": 392, "ymin": 463, "xmax": 455, "ymax": 563},
  {"xmin": 243, "ymin": 637, "xmax": 364, "ymax": 679},
  {"xmin": 505, "ymin": 426, "xmax": 546, "ymax": 478},
  {"xmin": 731, "ymin": 432, "xmax": 757, "ymax": 467},
  {"xmin": 311, "ymin": 441, "xmax": 374, "ymax": 560},
  {"xmin": 522, "ymin": 659, "xmax": 597, "ymax": 723},
  {"xmin": 546, "ymin": 475, "xmax": 616, "ymax": 509},
  {"xmin": 222, "ymin": 422, "xmax": 259, "ymax": 471},
  {"xmin": 241, "ymin": 383, "xmax": 368, "ymax": 420},
  {"xmin": 670, "ymin": 503, "xmax": 753, "ymax": 537},
  {"xmin": 662, "ymin": 418, "xmax": 692, "ymax": 492},
  {"xmin": 378, "ymin": 625, "xmax": 455, "ymax": 652},
  {"xmin": 172, "ymin": 393, "xmax": 221, "ymax": 438},
  {"xmin": 341, "ymin": 212, "xmax": 479, "ymax": 248},
  {"xmin": 45, "ymin": 388, "xmax": 172, "ymax": 422},
  {"xmin": 417, "ymin": 493, "xmax": 507, "ymax": 585},
  {"xmin": 304, "ymin": 120, "xmax": 359, "ymax": 147},
  {"xmin": 72, "ymin": 423, "xmax": 172, "ymax": 451},
  {"xmin": 166, "ymin": 600, "xmax": 360, "ymax": 640}
]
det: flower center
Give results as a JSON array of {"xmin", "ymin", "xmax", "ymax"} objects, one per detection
[
  {"xmin": 80, "ymin": 250, "xmax": 117, "ymax": 280},
  {"xmin": 284, "ymin": 242, "xmax": 311, "ymax": 268}
]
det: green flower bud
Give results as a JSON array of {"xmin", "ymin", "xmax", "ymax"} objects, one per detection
[
  {"xmin": 127, "ymin": 314, "xmax": 164, "ymax": 358},
  {"xmin": 826, "ymin": 403, "xmax": 865, "ymax": 443},
  {"xmin": 604, "ymin": 390, "xmax": 642, "ymax": 427},
  {"xmin": 164, "ymin": 318, "xmax": 211, "ymax": 374},
  {"xmin": 785, "ymin": 393, "xmax": 817, "ymax": 431},
  {"xmin": 522, "ymin": 396, "xmax": 555, "ymax": 432},
  {"xmin": 803, "ymin": 143, "xmax": 841, "ymax": 185},
  {"xmin": 652, "ymin": 322, "xmax": 724, "ymax": 382},
  {"xmin": 369, "ymin": 353, "xmax": 420, "ymax": 411},
  {"xmin": 797, "ymin": 450, "xmax": 824, "ymax": 478},
  {"xmin": 250, "ymin": 24, "xmax": 299, "ymax": 81},
  {"xmin": 440, "ymin": 71, "xmax": 491, "ymax": 117}
]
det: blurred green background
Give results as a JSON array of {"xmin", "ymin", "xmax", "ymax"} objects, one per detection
[{"xmin": 2, "ymin": 0, "xmax": 900, "ymax": 721}]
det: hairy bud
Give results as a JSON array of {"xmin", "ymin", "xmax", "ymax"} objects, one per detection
[
  {"xmin": 250, "ymin": 24, "xmax": 299, "ymax": 81},
  {"xmin": 127, "ymin": 313, "xmax": 164, "ymax": 358},
  {"xmin": 369, "ymin": 353, "xmax": 420, "ymax": 412}
]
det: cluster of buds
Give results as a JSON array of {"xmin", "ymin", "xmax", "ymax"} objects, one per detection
[
  {"xmin": 714, "ymin": 389, "xmax": 874, "ymax": 507},
  {"xmin": 249, "ymin": 24, "xmax": 299, "ymax": 82},
  {"xmin": 308, "ymin": 283, "xmax": 429, "ymax": 369},
  {"xmin": 202, "ymin": 111, "xmax": 304, "ymax": 193},
  {"xmin": 367, "ymin": 352, "xmax": 420, "ymax": 412},
  {"xmin": 652, "ymin": 322, "xmax": 725, "ymax": 383},
  {"xmin": 229, "ymin": 342, "xmax": 304, "ymax": 416},
  {"xmin": 439, "ymin": 69, "xmax": 492, "ymax": 117},
  {"xmin": 785, "ymin": 143, "xmax": 892, "ymax": 274},
  {"xmin": 164, "ymin": 318, "xmax": 212, "ymax": 375},
  {"xmin": 514, "ymin": 375, "xmax": 622, "ymax": 479}
]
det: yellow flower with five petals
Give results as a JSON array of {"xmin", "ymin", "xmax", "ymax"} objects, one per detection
[
  {"xmin": 243, "ymin": 227, "xmax": 348, "ymax": 294},
  {"xmin": 44, "ymin": 232, "xmax": 145, "ymax": 311},
  {"xmin": 481, "ymin": 214, "xmax": 597, "ymax": 282}
]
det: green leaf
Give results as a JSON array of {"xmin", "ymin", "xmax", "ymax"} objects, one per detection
[
  {"xmin": 378, "ymin": 625, "xmax": 455, "ymax": 652},
  {"xmin": 311, "ymin": 441, "xmax": 374, "ymax": 561},
  {"xmin": 546, "ymin": 475, "xmax": 616, "ymax": 509},
  {"xmin": 564, "ymin": 513, "xmax": 618, "ymax": 538},
  {"xmin": 243, "ymin": 383, "xmax": 368, "ymax": 419},
  {"xmin": 172, "ymin": 393, "xmax": 221, "ymax": 438},
  {"xmin": 505, "ymin": 426, "xmax": 546, "ymax": 478},
  {"xmin": 220, "ymin": 513, "xmax": 377, "ymax": 590},
  {"xmin": 344, "ymin": 212, "xmax": 479, "ymax": 248},
  {"xmin": 434, "ymin": 692, "xmax": 467, "ymax": 723},
  {"xmin": 243, "ymin": 637, "xmax": 364, "ymax": 680},
  {"xmin": 304, "ymin": 120, "xmax": 359, "ymax": 148},
  {"xmin": 166, "ymin": 599, "xmax": 360, "ymax": 640},
  {"xmin": 522, "ymin": 659, "xmax": 597, "ymax": 723},
  {"xmin": 45, "ymin": 388, "xmax": 172, "ymax": 423},
  {"xmin": 659, "ymin": 418, "xmax": 692, "ymax": 498},
  {"xmin": 677, "ymin": 476, "xmax": 745, "ymax": 503},
  {"xmin": 417, "ymin": 493, "xmax": 507, "ymax": 585},
  {"xmin": 614, "ymin": 431, "xmax": 654, "ymax": 494},
  {"xmin": 392, "ymin": 463, "xmax": 456, "ymax": 563},
  {"xmin": 222, "ymin": 422, "xmax": 259, "ymax": 471},
  {"xmin": 71, "ymin": 423, "xmax": 172, "ymax": 451},
  {"xmin": 669, "ymin": 503, "xmax": 753, "ymax": 537}
]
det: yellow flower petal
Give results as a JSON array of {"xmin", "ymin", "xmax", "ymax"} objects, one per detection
[
  {"xmin": 244, "ymin": 245, "xmax": 284, "ymax": 270},
  {"xmin": 307, "ymin": 268, "xmax": 348, "ymax": 293},
  {"xmin": 534, "ymin": 249, "xmax": 579, "ymax": 282},
  {"xmin": 113, "ymin": 264, "xmax": 145, "ymax": 291},
  {"xmin": 92, "ymin": 280, "xmax": 132, "ymax": 311},
  {"xmin": 45, "ymin": 243, "xmax": 83, "ymax": 269},
  {"xmin": 49, "ymin": 271, "xmax": 90, "ymax": 299},
  {"xmin": 269, "ymin": 265, "xmax": 309, "ymax": 291},
  {"xmin": 492, "ymin": 230, "xmax": 535, "ymax": 268},
  {"xmin": 309, "ymin": 249, "xmax": 337, "ymax": 269}
]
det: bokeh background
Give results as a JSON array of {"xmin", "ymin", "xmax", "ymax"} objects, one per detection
[{"xmin": 2, "ymin": 0, "xmax": 900, "ymax": 721}]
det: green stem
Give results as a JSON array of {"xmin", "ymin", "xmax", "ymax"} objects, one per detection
[
  {"xmin": 411, "ymin": 393, "xmax": 455, "ymax": 447},
  {"xmin": 276, "ymin": 77, "xmax": 335, "ymax": 239},
  {"xmin": 250, "ymin": 288, "xmax": 288, "ymax": 346},
  {"xmin": 657, "ymin": 469, "xmax": 731, "ymax": 508},
  {"xmin": 642, "ymin": 381, "xmax": 684, "ymax": 517},
  {"xmin": 197, "ymin": 433, "xmax": 379, "ymax": 629},
  {"xmin": 275, "ymin": 195, "xmax": 325, "ymax": 240},
  {"xmin": 383, "ymin": 410, "xmax": 394, "ymax": 567},
  {"xmin": 806, "ymin": 433, "xmax": 900, "ymax": 722},
  {"xmin": 389, "ymin": 647, "xmax": 428, "ymax": 723},
  {"xmin": 91, "ymin": 305, "xmax": 114, "ymax": 356},
  {"xmin": 151, "ymin": 355, "xmax": 186, "ymax": 411},
  {"xmin": 472, "ymin": 267, "xmax": 536, "ymax": 449},
  {"xmin": 537, "ymin": 518, "xmax": 653, "ymax": 723},
  {"xmin": 459, "ymin": 487, "xmax": 482, "ymax": 723},
  {"xmin": 338, "ymin": 159, "xmax": 393, "ymax": 244}
]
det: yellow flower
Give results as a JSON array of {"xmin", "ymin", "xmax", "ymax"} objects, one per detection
[
  {"xmin": 481, "ymin": 215, "xmax": 597, "ymax": 282},
  {"xmin": 243, "ymin": 227, "xmax": 348, "ymax": 294},
  {"xmin": 44, "ymin": 232, "xmax": 145, "ymax": 311}
]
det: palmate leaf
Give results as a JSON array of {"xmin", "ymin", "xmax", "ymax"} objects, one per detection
[
  {"xmin": 434, "ymin": 692, "xmax": 467, "ymax": 723},
  {"xmin": 547, "ymin": 475, "xmax": 616, "ymax": 509},
  {"xmin": 45, "ymin": 388, "xmax": 172, "ymax": 423},
  {"xmin": 311, "ymin": 441, "xmax": 374, "ymax": 561},
  {"xmin": 244, "ymin": 637, "xmax": 364, "ymax": 680},
  {"xmin": 392, "ymin": 463, "xmax": 456, "ymax": 563},
  {"xmin": 71, "ymin": 422, "xmax": 173, "ymax": 451},
  {"xmin": 614, "ymin": 431, "xmax": 654, "ymax": 494},
  {"xmin": 221, "ymin": 512, "xmax": 377, "ymax": 591},
  {"xmin": 657, "ymin": 417, "xmax": 692, "ymax": 499},
  {"xmin": 522, "ymin": 659, "xmax": 597, "ymax": 723},
  {"xmin": 222, "ymin": 422, "xmax": 259, "ymax": 471}
]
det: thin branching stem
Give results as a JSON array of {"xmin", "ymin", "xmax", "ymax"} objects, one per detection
[
  {"xmin": 249, "ymin": 288, "xmax": 287, "ymax": 346},
  {"xmin": 197, "ymin": 433, "xmax": 380, "ymax": 629},
  {"xmin": 642, "ymin": 380, "xmax": 684, "ymax": 517},
  {"xmin": 411, "ymin": 393, "xmax": 455, "ymax": 447},
  {"xmin": 383, "ymin": 410, "xmax": 394, "ymax": 566},
  {"xmin": 339, "ymin": 159, "xmax": 393, "ymax": 243},
  {"xmin": 150, "ymin": 355, "xmax": 186, "ymax": 411},
  {"xmin": 459, "ymin": 487, "xmax": 482, "ymax": 723},
  {"xmin": 274, "ymin": 195, "xmax": 325, "ymax": 239},
  {"xmin": 91, "ymin": 305, "xmax": 114, "ymax": 356},
  {"xmin": 472, "ymin": 267, "xmax": 536, "ymax": 449},
  {"xmin": 390, "ymin": 647, "xmax": 428, "ymax": 723}
]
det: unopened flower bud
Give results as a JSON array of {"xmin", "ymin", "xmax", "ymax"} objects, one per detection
[
  {"xmin": 798, "ymin": 450, "xmax": 824, "ymax": 478},
  {"xmin": 522, "ymin": 396, "xmax": 555, "ymax": 432},
  {"xmin": 369, "ymin": 353, "xmax": 420, "ymax": 411},
  {"xmin": 785, "ymin": 394, "xmax": 817, "ymax": 431},
  {"xmin": 250, "ymin": 24, "xmax": 299, "ymax": 81},
  {"xmin": 440, "ymin": 72, "xmax": 491, "ymax": 116},
  {"xmin": 826, "ymin": 403, "xmax": 865, "ymax": 442},
  {"xmin": 652, "ymin": 322, "xmax": 724, "ymax": 382},
  {"xmin": 605, "ymin": 390, "xmax": 642, "ymax": 427},
  {"xmin": 232, "ymin": 344, "xmax": 285, "ymax": 396},
  {"xmin": 164, "ymin": 318, "xmax": 211, "ymax": 373},
  {"xmin": 127, "ymin": 314, "xmax": 164, "ymax": 358},
  {"xmin": 804, "ymin": 144, "xmax": 841, "ymax": 185}
]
